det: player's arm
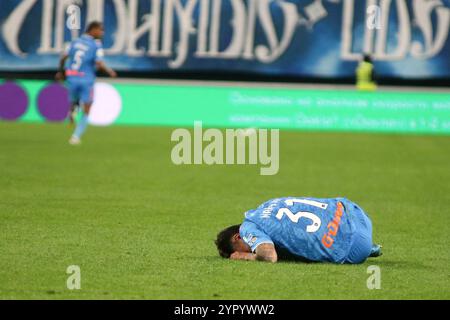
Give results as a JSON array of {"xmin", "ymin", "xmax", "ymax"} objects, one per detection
[
  {"xmin": 94, "ymin": 44, "xmax": 117, "ymax": 78},
  {"xmin": 255, "ymin": 243, "xmax": 277, "ymax": 263},
  {"xmin": 55, "ymin": 53, "xmax": 69, "ymax": 81},
  {"xmin": 96, "ymin": 60, "xmax": 117, "ymax": 78},
  {"xmin": 230, "ymin": 244, "xmax": 278, "ymax": 263}
]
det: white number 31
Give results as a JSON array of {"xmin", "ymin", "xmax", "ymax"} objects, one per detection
[{"xmin": 276, "ymin": 199, "xmax": 326, "ymax": 233}]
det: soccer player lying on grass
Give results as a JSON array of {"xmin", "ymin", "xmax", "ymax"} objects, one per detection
[{"xmin": 216, "ymin": 197, "xmax": 382, "ymax": 264}]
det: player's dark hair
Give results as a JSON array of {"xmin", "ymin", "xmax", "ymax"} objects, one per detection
[
  {"xmin": 86, "ymin": 21, "xmax": 103, "ymax": 33},
  {"xmin": 363, "ymin": 54, "xmax": 373, "ymax": 63},
  {"xmin": 215, "ymin": 224, "xmax": 241, "ymax": 258}
]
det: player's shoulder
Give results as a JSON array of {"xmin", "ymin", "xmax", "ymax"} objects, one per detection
[
  {"xmin": 257, "ymin": 197, "xmax": 286, "ymax": 207},
  {"xmin": 87, "ymin": 37, "xmax": 102, "ymax": 48},
  {"xmin": 70, "ymin": 37, "xmax": 81, "ymax": 46},
  {"xmin": 80, "ymin": 34, "xmax": 101, "ymax": 47},
  {"xmin": 94, "ymin": 39, "xmax": 103, "ymax": 47},
  {"xmin": 240, "ymin": 218, "xmax": 260, "ymax": 234}
]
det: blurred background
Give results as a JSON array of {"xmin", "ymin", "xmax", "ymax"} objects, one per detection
[{"xmin": 0, "ymin": 0, "xmax": 449, "ymax": 132}]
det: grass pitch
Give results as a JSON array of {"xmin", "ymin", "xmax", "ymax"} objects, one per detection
[{"xmin": 0, "ymin": 122, "xmax": 449, "ymax": 299}]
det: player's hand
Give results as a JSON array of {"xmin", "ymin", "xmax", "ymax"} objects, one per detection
[
  {"xmin": 109, "ymin": 70, "xmax": 117, "ymax": 78},
  {"xmin": 55, "ymin": 71, "xmax": 65, "ymax": 81},
  {"xmin": 230, "ymin": 252, "xmax": 243, "ymax": 260},
  {"xmin": 230, "ymin": 252, "xmax": 255, "ymax": 261}
]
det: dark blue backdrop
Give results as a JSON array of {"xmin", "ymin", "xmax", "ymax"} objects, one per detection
[{"xmin": 0, "ymin": 0, "xmax": 449, "ymax": 78}]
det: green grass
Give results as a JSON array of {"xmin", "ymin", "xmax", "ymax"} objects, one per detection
[{"xmin": 0, "ymin": 122, "xmax": 449, "ymax": 299}]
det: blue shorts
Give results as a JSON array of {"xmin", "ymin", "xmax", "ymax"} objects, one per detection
[
  {"xmin": 345, "ymin": 203, "xmax": 373, "ymax": 264},
  {"xmin": 67, "ymin": 78, "xmax": 94, "ymax": 105}
]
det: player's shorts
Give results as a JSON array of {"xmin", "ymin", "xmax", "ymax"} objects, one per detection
[
  {"xmin": 66, "ymin": 78, "xmax": 94, "ymax": 105},
  {"xmin": 344, "ymin": 202, "xmax": 373, "ymax": 264}
]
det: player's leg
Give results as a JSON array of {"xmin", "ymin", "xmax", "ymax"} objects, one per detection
[
  {"xmin": 66, "ymin": 81, "xmax": 81, "ymax": 125},
  {"xmin": 69, "ymin": 83, "xmax": 94, "ymax": 145},
  {"xmin": 345, "ymin": 205, "xmax": 374, "ymax": 264},
  {"xmin": 355, "ymin": 205, "xmax": 382, "ymax": 257},
  {"xmin": 69, "ymin": 102, "xmax": 91, "ymax": 145},
  {"xmin": 68, "ymin": 100, "xmax": 80, "ymax": 125}
]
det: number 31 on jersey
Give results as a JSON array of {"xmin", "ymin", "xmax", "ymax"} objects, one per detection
[{"xmin": 276, "ymin": 198, "xmax": 328, "ymax": 233}]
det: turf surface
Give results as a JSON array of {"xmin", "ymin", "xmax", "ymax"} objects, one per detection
[{"xmin": 0, "ymin": 122, "xmax": 449, "ymax": 299}]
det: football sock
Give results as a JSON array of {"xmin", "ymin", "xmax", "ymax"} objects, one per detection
[{"xmin": 73, "ymin": 114, "xmax": 89, "ymax": 139}]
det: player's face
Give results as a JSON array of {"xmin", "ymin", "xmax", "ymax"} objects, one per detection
[
  {"xmin": 92, "ymin": 26, "xmax": 105, "ymax": 39},
  {"xmin": 231, "ymin": 233, "xmax": 252, "ymax": 253}
]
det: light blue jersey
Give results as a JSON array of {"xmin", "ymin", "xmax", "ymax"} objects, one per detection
[
  {"xmin": 65, "ymin": 35, "xmax": 104, "ymax": 104},
  {"xmin": 65, "ymin": 34, "xmax": 104, "ymax": 81},
  {"xmin": 240, "ymin": 197, "xmax": 372, "ymax": 263}
]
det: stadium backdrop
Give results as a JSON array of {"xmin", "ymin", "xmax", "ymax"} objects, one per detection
[{"xmin": 0, "ymin": 0, "xmax": 449, "ymax": 133}]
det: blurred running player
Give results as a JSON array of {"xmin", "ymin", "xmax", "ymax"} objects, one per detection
[
  {"xmin": 55, "ymin": 21, "xmax": 116, "ymax": 145},
  {"xmin": 216, "ymin": 197, "xmax": 382, "ymax": 264}
]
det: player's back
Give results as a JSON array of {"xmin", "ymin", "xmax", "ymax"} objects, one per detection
[
  {"xmin": 241, "ymin": 197, "xmax": 357, "ymax": 263},
  {"xmin": 65, "ymin": 35, "xmax": 100, "ymax": 82}
]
